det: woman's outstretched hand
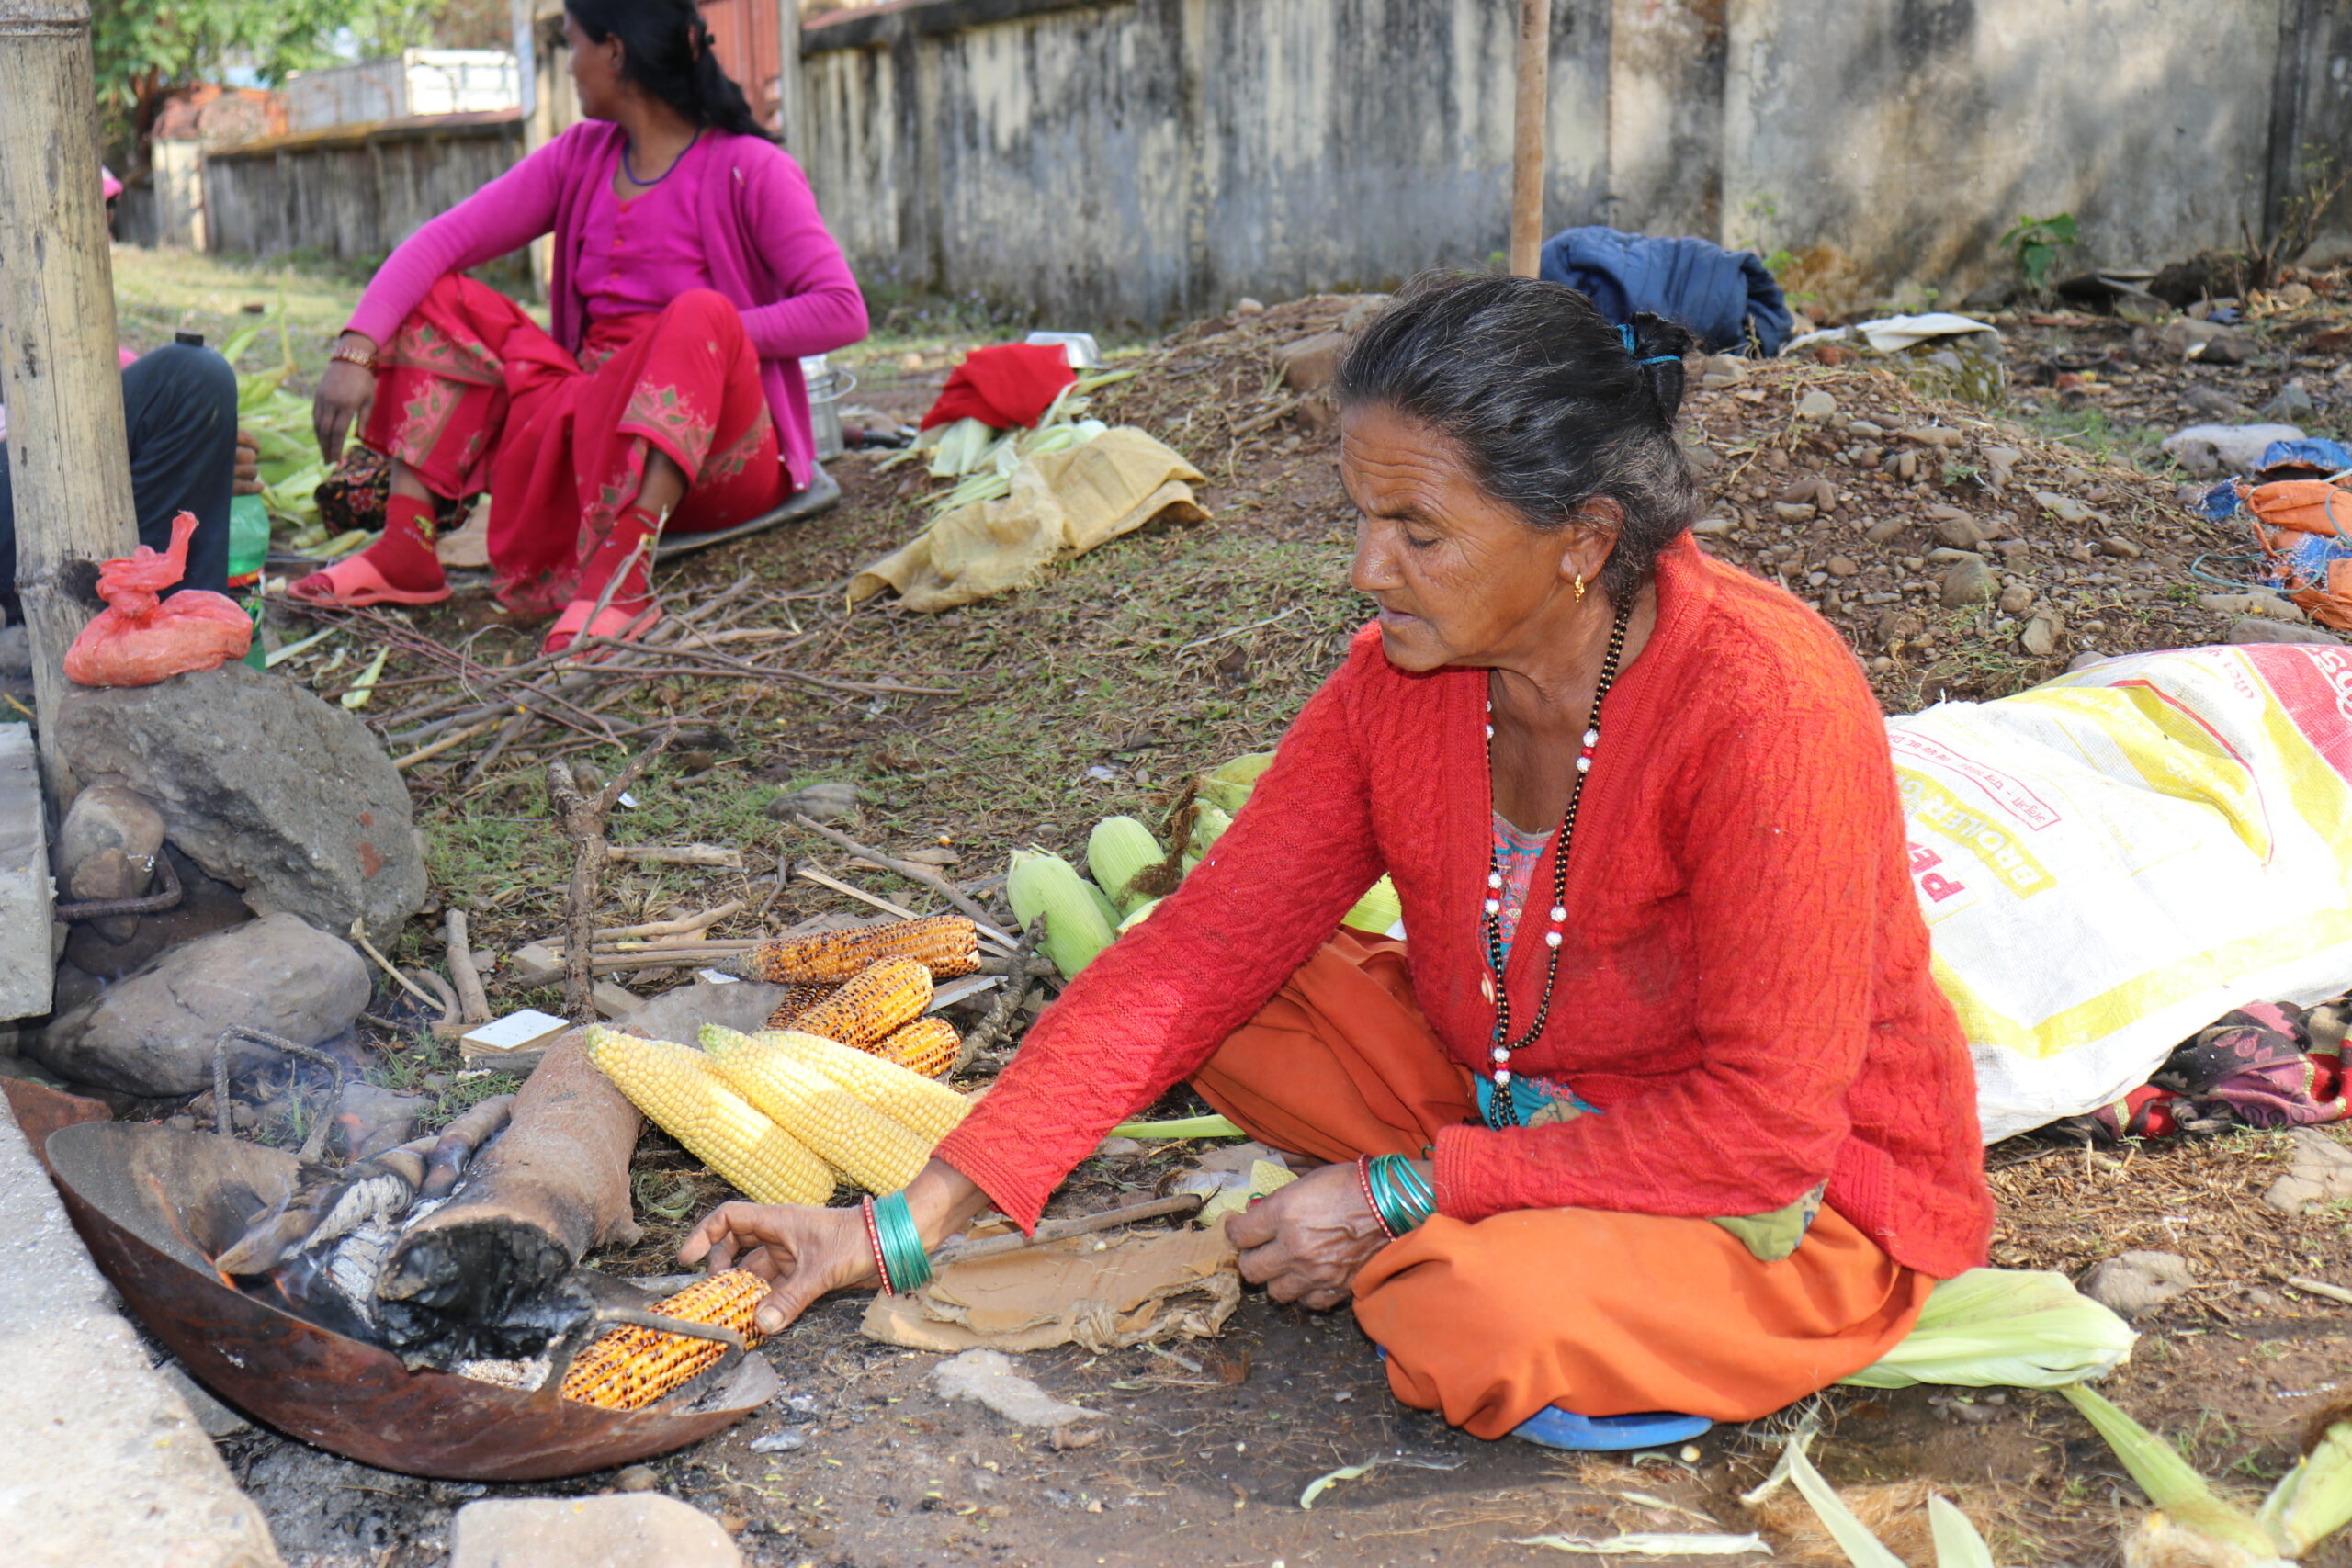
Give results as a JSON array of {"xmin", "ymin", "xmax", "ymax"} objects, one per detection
[
  {"xmin": 1224, "ymin": 1160, "xmax": 1399, "ymax": 1312},
  {"xmin": 679, "ymin": 1201, "xmax": 876, "ymax": 1334},
  {"xmin": 312, "ymin": 334, "xmax": 378, "ymax": 462}
]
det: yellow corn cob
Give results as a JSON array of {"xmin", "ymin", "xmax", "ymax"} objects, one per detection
[
  {"xmin": 559, "ymin": 1269, "xmax": 769, "ymax": 1411},
  {"xmin": 728, "ymin": 914, "xmax": 980, "ymax": 984},
  {"xmin": 743, "ymin": 1028, "xmax": 971, "ymax": 1143},
  {"xmin": 876, "ymin": 1017, "xmax": 958, "ymax": 1078},
  {"xmin": 703, "ymin": 1036, "xmax": 934, "ymax": 1194},
  {"xmin": 583, "ymin": 1027, "xmax": 835, "ymax": 1205},
  {"xmin": 785, "ymin": 957, "xmax": 932, "ymax": 1048}
]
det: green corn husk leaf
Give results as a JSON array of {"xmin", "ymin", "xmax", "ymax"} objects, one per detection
[
  {"xmin": 1189, "ymin": 806, "xmax": 1234, "ymax": 860},
  {"xmin": 1106, "ymin": 1112, "xmax": 1245, "ymax": 1140},
  {"xmin": 2256, "ymin": 1416, "xmax": 2352, "ymax": 1556},
  {"xmin": 1926, "ymin": 1495, "xmax": 1996, "ymax": 1568},
  {"xmin": 1340, "ymin": 874, "xmax": 1403, "ymax": 936},
  {"xmin": 1200, "ymin": 750, "xmax": 1275, "ymax": 813},
  {"xmin": 1116, "ymin": 897, "xmax": 1161, "ymax": 932},
  {"xmin": 2057, "ymin": 1383, "xmax": 2278, "ymax": 1560},
  {"xmin": 1840, "ymin": 1268, "xmax": 2135, "ymax": 1390},
  {"xmin": 926, "ymin": 417, "xmax": 1001, "ymax": 479},
  {"xmin": 1785, "ymin": 1442, "xmax": 1908, "ymax": 1568},
  {"xmin": 337, "ymin": 645, "xmax": 390, "ymax": 710},
  {"xmin": 1087, "ymin": 817, "xmax": 1164, "ymax": 914},
  {"xmin": 1007, "ymin": 848, "xmax": 1118, "ymax": 979}
]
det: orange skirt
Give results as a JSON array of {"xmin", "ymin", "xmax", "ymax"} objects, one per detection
[{"xmin": 1190, "ymin": 931, "xmax": 1934, "ymax": 1438}]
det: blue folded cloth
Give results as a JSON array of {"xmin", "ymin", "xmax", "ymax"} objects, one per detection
[
  {"xmin": 1373, "ymin": 1346, "xmax": 1713, "ymax": 1450},
  {"xmin": 1537, "ymin": 226, "xmax": 1793, "ymax": 356}
]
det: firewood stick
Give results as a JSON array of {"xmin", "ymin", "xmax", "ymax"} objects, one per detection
[
  {"xmin": 548, "ymin": 728, "xmax": 678, "ymax": 1023},
  {"xmin": 791, "ymin": 814, "xmax": 1012, "ymax": 940},
  {"xmin": 605, "ymin": 843, "xmax": 745, "ymax": 869},
  {"xmin": 445, "ymin": 909, "xmax": 493, "ymax": 1025},
  {"xmin": 931, "ymin": 1193, "xmax": 1204, "ymax": 1267},
  {"xmin": 957, "ymin": 914, "xmax": 1045, "ymax": 1072},
  {"xmin": 592, "ymin": 899, "xmax": 746, "ymax": 941},
  {"xmin": 393, "ymin": 716, "xmax": 503, "ymax": 772}
]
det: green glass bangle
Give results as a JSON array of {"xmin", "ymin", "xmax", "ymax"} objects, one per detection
[
  {"xmin": 1366, "ymin": 1154, "xmax": 1435, "ymax": 1235},
  {"xmin": 873, "ymin": 1189, "xmax": 934, "ymax": 1293}
]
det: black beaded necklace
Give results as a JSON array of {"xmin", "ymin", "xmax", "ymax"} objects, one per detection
[{"xmin": 1478, "ymin": 600, "xmax": 1633, "ymax": 1129}]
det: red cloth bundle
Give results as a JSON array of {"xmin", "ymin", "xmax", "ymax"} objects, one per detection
[
  {"xmin": 918, "ymin": 344, "xmax": 1078, "ymax": 432},
  {"xmin": 63, "ymin": 513, "xmax": 253, "ymax": 687}
]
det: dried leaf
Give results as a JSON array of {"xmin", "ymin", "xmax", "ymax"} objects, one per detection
[{"xmin": 1509, "ymin": 1533, "xmax": 1768, "ymax": 1556}]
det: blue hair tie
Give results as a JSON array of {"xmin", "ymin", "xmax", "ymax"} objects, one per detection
[{"xmin": 1620, "ymin": 323, "xmax": 1680, "ymax": 367}]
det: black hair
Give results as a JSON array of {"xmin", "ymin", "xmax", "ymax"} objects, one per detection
[
  {"xmin": 1333, "ymin": 272, "xmax": 1700, "ymax": 604},
  {"xmin": 566, "ymin": 0, "xmax": 772, "ymax": 141}
]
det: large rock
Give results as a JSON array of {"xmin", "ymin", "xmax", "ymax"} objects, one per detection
[
  {"xmin": 2263, "ymin": 1127, "xmax": 2352, "ymax": 1216},
  {"xmin": 56, "ymin": 662, "xmax": 425, "ymax": 943},
  {"xmin": 0, "ymin": 727, "xmax": 51, "ymax": 1022},
  {"xmin": 63, "ymin": 845, "xmax": 255, "ymax": 982},
  {"xmin": 32, "ymin": 915, "xmax": 369, "ymax": 1096},
  {"xmin": 2081, "ymin": 1250, "xmax": 2195, "ymax": 1317},
  {"xmin": 448, "ymin": 1496, "xmax": 741, "ymax": 1568}
]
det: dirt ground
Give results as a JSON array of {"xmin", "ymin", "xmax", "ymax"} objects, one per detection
[{"xmin": 64, "ymin": 254, "xmax": 2352, "ymax": 1565}]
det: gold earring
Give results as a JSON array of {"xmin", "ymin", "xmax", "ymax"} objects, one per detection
[{"xmin": 1573, "ymin": 574, "xmax": 1587, "ymax": 602}]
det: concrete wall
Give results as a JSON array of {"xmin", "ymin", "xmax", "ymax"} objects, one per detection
[
  {"xmin": 202, "ymin": 112, "xmax": 525, "ymax": 267},
  {"xmin": 797, "ymin": 0, "xmax": 2352, "ymax": 325}
]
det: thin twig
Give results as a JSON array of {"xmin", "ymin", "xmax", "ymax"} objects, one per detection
[
  {"xmin": 349, "ymin": 918, "xmax": 443, "ymax": 1010},
  {"xmin": 445, "ymin": 908, "xmax": 492, "ymax": 1025},
  {"xmin": 791, "ymin": 814, "xmax": 1013, "ymax": 940},
  {"xmin": 548, "ymin": 727, "xmax": 679, "ymax": 1021}
]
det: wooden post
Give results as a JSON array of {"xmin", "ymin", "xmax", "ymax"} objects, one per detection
[
  {"xmin": 0, "ymin": 0, "xmax": 140, "ymax": 805},
  {"xmin": 775, "ymin": 0, "xmax": 805, "ymax": 152},
  {"xmin": 1508, "ymin": 0, "xmax": 1554, "ymax": 278}
]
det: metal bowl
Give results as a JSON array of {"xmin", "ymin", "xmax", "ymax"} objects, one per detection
[{"xmin": 44, "ymin": 1120, "xmax": 775, "ymax": 1481}]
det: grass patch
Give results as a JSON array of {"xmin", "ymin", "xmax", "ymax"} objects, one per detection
[{"xmin": 2005, "ymin": 401, "xmax": 2177, "ymax": 473}]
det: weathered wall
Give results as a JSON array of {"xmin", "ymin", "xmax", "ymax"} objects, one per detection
[
  {"xmin": 201, "ymin": 112, "xmax": 525, "ymax": 267},
  {"xmin": 802, "ymin": 0, "xmax": 1611, "ymax": 325},
  {"xmin": 797, "ymin": 0, "xmax": 2352, "ymax": 325}
]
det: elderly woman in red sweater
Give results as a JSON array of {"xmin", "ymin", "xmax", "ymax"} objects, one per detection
[
  {"xmin": 685, "ymin": 274, "xmax": 1996, "ymax": 1450},
  {"xmin": 297, "ymin": 0, "xmax": 865, "ymax": 653}
]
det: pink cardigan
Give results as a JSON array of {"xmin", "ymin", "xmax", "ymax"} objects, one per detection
[{"xmin": 345, "ymin": 123, "xmax": 866, "ymax": 490}]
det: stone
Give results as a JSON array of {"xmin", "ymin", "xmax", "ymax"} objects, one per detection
[
  {"xmin": 2112, "ymin": 289, "xmax": 2172, "ymax": 327},
  {"xmin": 54, "ymin": 783, "xmax": 164, "ymax": 889},
  {"xmin": 2098, "ymin": 537, "xmax": 2143, "ymax": 559},
  {"xmin": 1940, "ymin": 558, "xmax": 1998, "ymax": 608},
  {"xmin": 2198, "ymin": 591, "xmax": 2304, "ymax": 622},
  {"xmin": 1337, "ymin": 295, "xmax": 1390, "ymax": 336},
  {"xmin": 2081, "ymin": 1251, "xmax": 2196, "ymax": 1317},
  {"xmin": 2181, "ymin": 384, "xmax": 2252, "ymax": 420},
  {"xmin": 933, "ymin": 1349, "xmax": 1097, "ymax": 1427},
  {"xmin": 32, "ymin": 914, "xmax": 369, "ymax": 1097},
  {"xmin": 2264, "ymin": 380, "xmax": 2318, "ymax": 423},
  {"xmin": 0, "ymin": 1100, "xmax": 285, "ymax": 1567},
  {"xmin": 1876, "ymin": 610, "xmax": 1923, "ymax": 649},
  {"xmin": 0, "ymin": 626, "xmax": 27, "ymax": 679},
  {"xmin": 2033, "ymin": 491, "xmax": 2096, "ymax": 525},
  {"xmin": 2161, "ymin": 423, "xmax": 2306, "ymax": 477},
  {"xmin": 2195, "ymin": 329, "xmax": 2256, "ymax": 365},
  {"xmin": 449, "ymin": 1496, "xmax": 741, "ymax": 1568},
  {"xmin": 2020, "ymin": 612, "xmax": 2064, "ymax": 658},
  {"xmin": 335, "ymin": 1082, "xmax": 428, "ymax": 1161},
  {"xmin": 1273, "ymin": 332, "xmax": 1348, "ymax": 396},
  {"xmin": 1826, "ymin": 556, "xmax": 1860, "ymax": 578},
  {"xmin": 154, "ymin": 1360, "xmax": 251, "ymax": 1438},
  {"xmin": 0, "ymin": 727, "xmax": 53, "ymax": 1023},
  {"xmin": 2225, "ymin": 617, "xmax": 2344, "ymax": 646},
  {"xmin": 615, "ymin": 1465, "xmax": 661, "ymax": 1493},
  {"xmin": 765, "ymin": 780, "xmax": 858, "ymax": 824},
  {"xmin": 1702, "ymin": 353, "xmax": 1749, "ymax": 384},
  {"xmin": 1233, "ymin": 297, "xmax": 1265, "ymax": 316},
  {"xmin": 1997, "ymin": 583, "xmax": 2036, "ymax": 616},
  {"xmin": 54, "ymin": 664, "xmax": 425, "ymax": 944},
  {"xmin": 2261, "ymin": 1127, "xmax": 2352, "ymax": 1216},
  {"xmin": 1689, "ymin": 516, "xmax": 1734, "ymax": 536},
  {"xmin": 2068, "ymin": 650, "xmax": 2116, "ymax": 672},
  {"xmin": 1773, "ymin": 502, "xmax": 1816, "ymax": 523},
  {"xmin": 1863, "ymin": 519, "xmax": 1905, "ymax": 545},
  {"xmin": 1981, "ymin": 446, "xmax": 2021, "ymax": 488},
  {"xmin": 1794, "ymin": 389, "xmax": 1837, "ymax": 420},
  {"xmin": 1932, "ymin": 515, "xmax": 1983, "ymax": 550}
]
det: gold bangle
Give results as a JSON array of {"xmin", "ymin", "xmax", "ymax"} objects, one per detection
[{"xmin": 331, "ymin": 340, "xmax": 378, "ymax": 371}]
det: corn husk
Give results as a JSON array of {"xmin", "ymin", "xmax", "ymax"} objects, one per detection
[
  {"xmin": 1116, "ymin": 897, "xmax": 1161, "ymax": 932},
  {"xmin": 1783, "ymin": 1439, "xmax": 1996, "ymax": 1568},
  {"xmin": 1840, "ymin": 1268, "xmax": 2135, "ymax": 1390},
  {"xmin": 1007, "ymin": 847, "xmax": 1117, "ymax": 978},
  {"xmin": 1199, "ymin": 750, "xmax": 1275, "ymax": 813},
  {"xmin": 2257, "ymin": 1416, "xmax": 2352, "ymax": 1557},
  {"xmin": 1340, "ymin": 874, "xmax": 1403, "ymax": 936},
  {"xmin": 2058, "ymin": 1383, "xmax": 2289, "ymax": 1566},
  {"xmin": 1087, "ymin": 816, "xmax": 1165, "ymax": 914},
  {"xmin": 1188, "ymin": 806, "xmax": 1234, "ymax": 859}
]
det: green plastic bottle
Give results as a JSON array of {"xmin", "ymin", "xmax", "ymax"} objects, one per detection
[{"xmin": 228, "ymin": 492, "xmax": 269, "ymax": 582}]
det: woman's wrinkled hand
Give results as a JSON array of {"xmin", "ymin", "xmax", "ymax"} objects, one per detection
[
  {"xmin": 1223, "ymin": 1161, "xmax": 1394, "ymax": 1312},
  {"xmin": 679, "ymin": 1201, "xmax": 878, "ymax": 1335},
  {"xmin": 233, "ymin": 431, "xmax": 262, "ymax": 496},
  {"xmin": 311, "ymin": 339, "xmax": 377, "ymax": 462}
]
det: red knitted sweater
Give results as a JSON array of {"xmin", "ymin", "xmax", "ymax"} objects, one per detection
[{"xmin": 938, "ymin": 537, "xmax": 1996, "ymax": 1279}]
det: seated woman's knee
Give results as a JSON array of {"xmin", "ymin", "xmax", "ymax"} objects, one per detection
[{"xmin": 662, "ymin": 288, "xmax": 747, "ymax": 341}]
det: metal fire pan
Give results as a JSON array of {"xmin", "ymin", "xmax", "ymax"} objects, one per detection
[{"xmin": 44, "ymin": 1121, "xmax": 775, "ymax": 1481}]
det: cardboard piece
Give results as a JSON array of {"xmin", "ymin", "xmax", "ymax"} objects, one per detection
[{"xmin": 862, "ymin": 1226, "xmax": 1240, "ymax": 1354}]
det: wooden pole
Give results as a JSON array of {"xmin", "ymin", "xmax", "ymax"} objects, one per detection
[
  {"xmin": 1508, "ymin": 0, "xmax": 1554, "ymax": 278},
  {"xmin": 0, "ymin": 0, "xmax": 141, "ymax": 806}
]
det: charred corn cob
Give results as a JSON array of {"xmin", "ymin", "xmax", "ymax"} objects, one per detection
[
  {"xmin": 876, "ymin": 1017, "xmax": 959, "ymax": 1078},
  {"xmin": 726, "ymin": 914, "xmax": 980, "ymax": 985},
  {"xmin": 744, "ymin": 1028, "xmax": 971, "ymax": 1143},
  {"xmin": 559, "ymin": 1269, "xmax": 769, "ymax": 1411},
  {"xmin": 763, "ymin": 980, "xmax": 838, "ymax": 1030},
  {"xmin": 785, "ymin": 957, "xmax": 932, "ymax": 1048},
  {"xmin": 703, "ymin": 1037, "xmax": 933, "ymax": 1193},
  {"xmin": 583, "ymin": 1027, "xmax": 836, "ymax": 1205}
]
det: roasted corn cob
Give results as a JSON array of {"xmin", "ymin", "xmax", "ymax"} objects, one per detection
[
  {"xmin": 875, "ymin": 1017, "xmax": 959, "ymax": 1078},
  {"xmin": 744, "ymin": 1028, "xmax": 971, "ymax": 1143},
  {"xmin": 583, "ymin": 1028, "xmax": 836, "ymax": 1205},
  {"xmin": 764, "ymin": 980, "xmax": 838, "ymax": 1030},
  {"xmin": 704, "ymin": 1037, "xmax": 933, "ymax": 1193},
  {"xmin": 783, "ymin": 957, "xmax": 932, "ymax": 1047},
  {"xmin": 725, "ymin": 914, "xmax": 980, "ymax": 984},
  {"xmin": 559, "ymin": 1269, "xmax": 769, "ymax": 1411}
]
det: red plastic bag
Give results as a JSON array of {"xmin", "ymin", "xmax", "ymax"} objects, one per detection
[{"xmin": 63, "ymin": 512, "xmax": 253, "ymax": 687}]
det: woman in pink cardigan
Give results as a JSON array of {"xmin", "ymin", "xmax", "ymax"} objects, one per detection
[{"xmin": 299, "ymin": 0, "xmax": 867, "ymax": 652}]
